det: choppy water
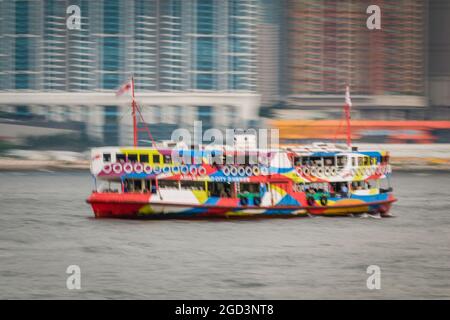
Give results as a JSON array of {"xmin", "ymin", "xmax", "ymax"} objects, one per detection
[{"xmin": 0, "ymin": 170, "xmax": 449, "ymax": 299}]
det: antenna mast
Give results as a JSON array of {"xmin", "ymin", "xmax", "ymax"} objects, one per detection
[{"xmin": 131, "ymin": 76, "xmax": 138, "ymax": 148}]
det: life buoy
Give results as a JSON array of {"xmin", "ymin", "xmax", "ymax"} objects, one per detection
[
  {"xmin": 307, "ymin": 196, "xmax": 315, "ymax": 206},
  {"xmin": 324, "ymin": 167, "xmax": 331, "ymax": 177},
  {"xmin": 198, "ymin": 166, "xmax": 207, "ymax": 176},
  {"xmin": 189, "ymin": 166, "xmax": 198, "ymax": 176},
  {"xmin": 230, "ymin": 166, "xmax": 238, "ymax": 176},
  {"xmin": 240, "ymin": 197, "xmax": 248, "ymax": 206},
  {"xmin": 103, "ymin": 164, "xmax": 112, "ymax": 174},
  {"xmin": 252, "ymin": 166, "xmax": 260, "ymax": 176},
  {"xmin": 163, "ymin": 166, "xmax": 171, "ymax": 174},
  {"xmin": 260, "ymin": 166, "xmax": 269, "ymax": 175},
  {"xmin": 180, "ymin": 165, "xmax": 189, "ymax": 175},
  {"xmin": 222, "ymin": 166, "xmax": 230, "ymax": 176},
  {"xmin": 171, "ymin": 166, "xmax": 180, "ymax": 174},
  {"xmin": 317, "ymin": 167, "xmax": 324, "ymax": 176},
  {"xmin": 134, "ymin": 162, "xmax": 144, "ymax": 174},
  {"xmin": 330, "ymin": 166, "xmax": 338, "ymax": 176},
  {"xmin": 245, "ymin": 166, "xmax": 253, "ymax": 176},
  {"xmin": 153, "ymin": 165, "xmax": 161, "ymax": 174},
  {"xmin": 237, "ymin": 166, "xmax": 246, "ymax": 177},
  {"xmin": 310, "ymin": 167, "xmax": 318, "ymax": 176},
  {"xmin": 253, "ymin": 197, "xmax": 261, "ymax": 206},
  {"xmin": 144, "ymin": 164, "xmax": 152, "ymax": 174},
  {"xmin": 320, "ymin": 195, "xmax": 328, "ymax": 206},
  {"xmin": 112, "ymin": 163, "xmax": 122, "ymax": 174},
  {"xmin": 303, "ymin": 167, "xmax": 310, "ymax": 176},
  {"xmin": 295, "ymin": 166, "xmax": 302, "ymax": 175},
  {"xmin": 123, "ymin": 163, "xmax": 133, "ymax": 174}
]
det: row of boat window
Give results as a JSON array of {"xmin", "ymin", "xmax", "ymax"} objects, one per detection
[
  {"xmin": 102, "ymin": 153, "xmax": 389, "ymax": 167},
  {"xmin": 293, "ymin": 156, "xmax": 389, "ymax": 167},
  {"xmin": 101, "ymin": 179, "xmax": 383, "ymax": 195},
  {"xmin": 103, "ymin": 180, "xmax": 260, "ymax": 198}
]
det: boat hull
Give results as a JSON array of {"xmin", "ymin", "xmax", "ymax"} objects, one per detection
[{"xmin": 87, "ymin": 193, "xmax": 396, "ymax": 219}]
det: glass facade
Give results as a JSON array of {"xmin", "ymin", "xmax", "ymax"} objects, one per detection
[{"xmin": 0, "ymin": 0, "xmax": 261, "ymax": 92}]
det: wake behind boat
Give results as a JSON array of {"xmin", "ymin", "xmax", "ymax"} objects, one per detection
[{"xmin": 86, "ymin": 80, "xmax": 396, "ymax": 219}]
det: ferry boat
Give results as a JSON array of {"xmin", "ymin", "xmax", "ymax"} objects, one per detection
[{"xmin": 87, "ymin": 80, "xmax": 396, "ymax": 219}]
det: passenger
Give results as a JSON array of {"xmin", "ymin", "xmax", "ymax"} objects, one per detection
[{"xmin": 341, "ymin": 184, "xmax": 348, "ymax": 197}]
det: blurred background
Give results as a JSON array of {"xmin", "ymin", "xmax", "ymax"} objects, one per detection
[{"xmin": 0, "ymin": 0, "xmax": 449, "ymax": 157}]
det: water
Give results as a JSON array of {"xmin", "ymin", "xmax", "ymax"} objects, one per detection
[{"xmin": 0, "ymin": 171, "xmax": 449, "ymax": 299}]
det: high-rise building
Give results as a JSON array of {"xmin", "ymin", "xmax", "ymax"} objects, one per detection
[
  {"xmin": 428, "ymin": 0, "xmax": 450, "ymax": 119},
  {"xmin": 283, "ymin": 0, "xmax": 427, "ymax": 118},
  {"xmin": 0, "ymin": 0, "xmax": 261, "ymax": 92},
  {"xmin": 0, "ymin": 0, "xmax": 263, "ymax": 146}
]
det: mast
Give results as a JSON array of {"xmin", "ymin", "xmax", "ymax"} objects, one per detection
[
  {"xmin": 131, "ymin": 76, "xmax": 138, "ymax": 148},
  {"xmin": 344, "ymin": 85, "xmax": 352, "ymax": 148}
]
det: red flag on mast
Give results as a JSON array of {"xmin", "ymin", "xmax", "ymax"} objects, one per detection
[
  {"xmin": 115, "ymin": 79, "xmax": 133, "ymax": 97},
  {"xmin": 344, "ymin": 85, "xmax": 352, "ymax": 147}
]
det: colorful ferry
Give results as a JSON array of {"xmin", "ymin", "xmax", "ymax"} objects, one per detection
[{"xmin": 86, "ymin": 81, "xmax": 396, "ymax": 219}]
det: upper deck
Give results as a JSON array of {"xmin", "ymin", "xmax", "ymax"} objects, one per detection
[{"xmin": 89, "ymin": 142, "xmax": 391, "ymax": 184}]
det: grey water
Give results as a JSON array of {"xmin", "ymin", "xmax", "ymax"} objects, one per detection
[{"xmin": 0, "ymin": 171, "xmax": 449, "ymax": 299}]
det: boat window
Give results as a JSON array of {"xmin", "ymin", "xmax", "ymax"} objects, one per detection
[
  {"xmin": 140, "ymin": 154, "xmax": 149, "ymax": 163},
  {"xmin": 158, "ymin": 180, "xmax": 179, "ymax": 189},
  {"xmin": 358, "ymin": 157, "xmax": 364, "ymax": 166},
  {"xmin": 305, "ymin": 183, "xmax": 329, "ymax": 193},
  {"xmin": 337, "ymin": 156, "xmax": 347, "ymax": 167},
  {"xmin": 324, "ymin": 157, "xmax": 335, "ymax": 166},
  {"xmin": 124, "ymin": 179, "xmax": 143, "ymax": 192},
  {"xmin": 152, "ymin": 154, "xmax": 161, "ymax": 164},
  {"xmin": 134, "ymin": 180, "xmax": 142, "ymax": 191},
  {"xmin": 301, "ymin": 157, "xmax": 311, "ymax": 166},
  {"xmin": 208, "ymin": 182, "xmax": 233, "ymax": 197},
  {"xmin": 116, "ymin": 153, "xmax": 126, "ymax": 163},
  {"xmin": 103, "ymin": 153, "xmax": 111, "ymax": 162},
  {"xmin": 180, "ymin": 180, "xmax": 205, "ymax": 191},
  {"xmin": 363, "ymin": 157, "xmax": 370, "ymax": 166},
  {"xmin": 128, "ymin": 153, "xmax": 138, "ymax": 163},
  {"xmin": 163, "ymin": 154, "xmax": 172, "ymax": 164},
  {"xmin": 310, "ymin": 157, "xmax": 322, "ymax": 166},
  {"xmin": 99, "ymin": 181, "xmax": 120, "ymax": 193},
  {"xmin": 351, "ymin": 181, "xmax": 370, "ymax": 190},
  {"xmin": 293, "ymin": 156, "xmax": 302, "ymax": 166},
  {"xmin": 225, "ymin": 154, "xmax": 234, "ymax": 165},
  {"xmin": 240, "ymin": 183, "xmax": 260, "ymax": 194},
  {"xmin": 244, "ymin": 154, "xmax": 250, "ymax": 165}
]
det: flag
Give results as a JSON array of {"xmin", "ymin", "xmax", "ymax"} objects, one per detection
[
  {"xmin": 116, "ymin": 79, "xmax": 133, "ymax": 97},
  {"xmin": 344, "ymin": 85, "xmax": 352, "ymax": 147},
  {"xmin": 345, "ymin": 85, "xmax": 352, "ymax": 108}
]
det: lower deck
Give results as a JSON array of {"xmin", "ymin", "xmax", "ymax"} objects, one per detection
[{"xmin": 88, "ymin": 178, "xmax": 396, "ymax": 218}]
